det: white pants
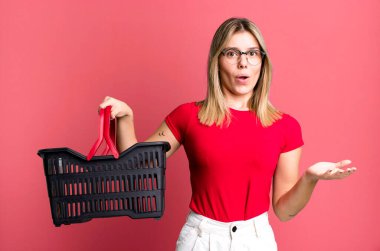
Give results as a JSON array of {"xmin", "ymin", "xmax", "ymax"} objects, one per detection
[{"xmin": 176, "ymin": 211, "xmax": 277, "ymax": 251}]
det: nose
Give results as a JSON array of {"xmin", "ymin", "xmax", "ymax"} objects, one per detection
[{"xmin": 238, "ymin": 54, "xmax": 248, "ymax": 69}]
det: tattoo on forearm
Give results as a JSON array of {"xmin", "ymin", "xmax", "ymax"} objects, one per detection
[{"xmin": 158, "ymin": 131, "xmax": 165, "ymax": 136}]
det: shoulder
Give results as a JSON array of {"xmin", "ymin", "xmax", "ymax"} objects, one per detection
[
  {"xmin": 173, "ymin": 101, "xmax": 198, "ymax": 110},
  {"xmin": 165, "ymin": 102, "xmax": 198, "ymax": 142},
  {"xmin": 168, "ymin": 102, "xmax": 199, "ymax": 115},
  {"xmin": 272, "ymin": 112, "xmax": 303, "ymax": 135},
  {"xmin": 166, "ymin": 102, "xmax": 198, "ymax": 119},
  {"xmin": 276, "ymin": 113, "xmax": 302, "ymax": 127},
  {"xmin": 276, "ymin": 113, "xmax": 304, "ymax": 151}
]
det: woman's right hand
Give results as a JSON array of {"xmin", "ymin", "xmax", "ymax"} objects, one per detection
[{"xmin": 99, "ymin": 96, "xmax": 133, "ymax": 120}]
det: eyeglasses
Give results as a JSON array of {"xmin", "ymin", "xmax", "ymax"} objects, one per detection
[{"xmin": 221, "ymin": 48, "xmax": 266, "ymax": 66}]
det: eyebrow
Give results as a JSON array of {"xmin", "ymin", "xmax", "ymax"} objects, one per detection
[{"xmin": 225, "ymin": 46, "xmax": 261, "ymax": 50}]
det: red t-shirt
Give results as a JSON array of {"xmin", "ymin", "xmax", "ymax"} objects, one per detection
[{"xmin": 165, "ymin": 102, "xmax": 304, "ymax": 222}]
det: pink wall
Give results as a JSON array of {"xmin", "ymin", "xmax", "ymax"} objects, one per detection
[{"xmin": 1, "ymin": 0, "xmax": 379, "ymax": 250}]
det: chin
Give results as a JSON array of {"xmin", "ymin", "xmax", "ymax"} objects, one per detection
[{"xmin": 233, "ymin": 86, "xmax": 254, "ymax": 96}]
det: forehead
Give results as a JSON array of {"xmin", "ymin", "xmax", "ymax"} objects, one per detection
[{"xmin": 225, "ymin": 31, "xmax": 259, "ymax": 49}]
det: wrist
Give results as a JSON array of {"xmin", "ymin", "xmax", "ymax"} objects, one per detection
[
  {"xmin": 118, "ymin": 113, "xmax": 134, "ymax": 123},
  {"xmin": 303, "ymin": 170, "xmax": 319, "ymax": 184}
]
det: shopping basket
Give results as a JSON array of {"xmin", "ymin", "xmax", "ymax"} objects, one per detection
[{"xmin": 37, "ymin": 106, "xmax": 171, "ymax": 227}]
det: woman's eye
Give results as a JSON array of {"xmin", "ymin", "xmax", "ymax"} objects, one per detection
[
  {"xmin": 248, "ymin": 50, "xmax": 258, "ymax": 56},
  {"xmin": 226, "ymin": 50, "xmax": 237, "ymax": 57}
]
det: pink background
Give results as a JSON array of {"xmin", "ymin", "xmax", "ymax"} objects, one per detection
[{"xmin": 1, "ymin": 0, "xmax": 379, "ymax": 250}]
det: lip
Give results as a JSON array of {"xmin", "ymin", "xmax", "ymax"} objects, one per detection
[
  {"xmin": 235, "ymin": 75, "xmax": 250, "ymax": 84},
  {"xmin": 236, "ymin": 74, "xmax": 250, "ymax": 78}
]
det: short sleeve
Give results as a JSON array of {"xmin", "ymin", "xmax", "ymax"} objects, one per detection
[
  {"xmin": 164, "ymin": 103, "xmax": 193, "ymax": 144},
  {"xmin": 280, "ymin": 114, "xmax": 304, "ymax": 153}
]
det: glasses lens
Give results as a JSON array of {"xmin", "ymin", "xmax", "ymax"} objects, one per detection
[
  {"xmin": 223, "ymin": 49, "xmax": 239, "ymax": 65},
  {"xmin": 247, "ymin": 50, "xmax": 262, "ymax": 66}
]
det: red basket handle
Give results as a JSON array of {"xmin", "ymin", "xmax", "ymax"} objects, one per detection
[{"xmin": 87, "ymin": 106, "xmax": 120, "ymax": 161}]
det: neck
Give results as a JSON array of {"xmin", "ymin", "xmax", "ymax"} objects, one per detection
[
  {"xmin": 225, "ymin": 98, "xmax": 250, "ymax": 111},
  {"xmin": 223, "ymin": 93, "xmax": 252, "ymax": 111}
]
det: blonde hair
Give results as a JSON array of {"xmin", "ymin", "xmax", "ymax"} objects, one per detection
[{"xmin": 198, "ymin": 17, "xmax": 282, "ymax": 127}]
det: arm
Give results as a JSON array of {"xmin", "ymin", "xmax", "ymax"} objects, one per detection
[
  {"xmin": 116, "ymin": 115, "xmax": 138, "ymax": 152},
  {"xmin": 272, "ymin": 147, "xmax": 315, "ymax": 221},
  {"xmin": 99, "ymin": 96, "xmax": 181, "ymax": 157},
  {"xmin": 145, "ymin": 121, "xmax": 181, "ymax": 158},
  {"xmin": 272, "ymin": 147, "xmax": 357, "ymax": 221}
]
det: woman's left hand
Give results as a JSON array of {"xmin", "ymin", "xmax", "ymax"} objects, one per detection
[{"xmin": 305, "ymin": 160, "xmax": 357, "ymax": 182}]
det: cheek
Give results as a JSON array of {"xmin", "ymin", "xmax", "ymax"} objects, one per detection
[
  {"xmin": 250, "ymin": 68, "xmax": 262, "ymax": 81},
  {"xmin": 219, "ymin": 61, "xmax": 235, "ymax": 77},
  {"xmin": 219, "ymin": 69, "xmax": 234, "ymax": 85},
  {"xmin": 252, "ymin": 66, "xmax": 262, "ymax": 75},
  {"xmin": 219, "ymin": 70, "xmax": 230, "ymax": 80}
]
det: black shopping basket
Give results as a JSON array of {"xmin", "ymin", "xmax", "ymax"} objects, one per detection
[{"xmin": 38, "ymin": 106, "xmax": 171, "ymax": 227}]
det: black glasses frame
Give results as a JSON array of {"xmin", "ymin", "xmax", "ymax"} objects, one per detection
[{"xmin": 221, "ymin": 48, "xmax": 266, "ymax": 58}]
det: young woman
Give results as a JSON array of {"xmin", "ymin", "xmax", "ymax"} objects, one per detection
[{"xmin": 99, "ymin": 17, "xmax": 356, "ymax": 251}]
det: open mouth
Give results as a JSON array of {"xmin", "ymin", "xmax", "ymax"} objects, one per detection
[{"xmin": 237, "ymin": 76, "xmax": 249, "ymax": 80}]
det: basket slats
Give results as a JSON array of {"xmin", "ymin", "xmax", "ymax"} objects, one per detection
[{"xmin": 38, "ymin": 142, "xmax": 170, "ymax": 226}]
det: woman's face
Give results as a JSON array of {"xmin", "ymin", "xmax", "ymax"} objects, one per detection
[{"xmin": 218, "ymin": 31, "xmax": 262, "ymax": 104}]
